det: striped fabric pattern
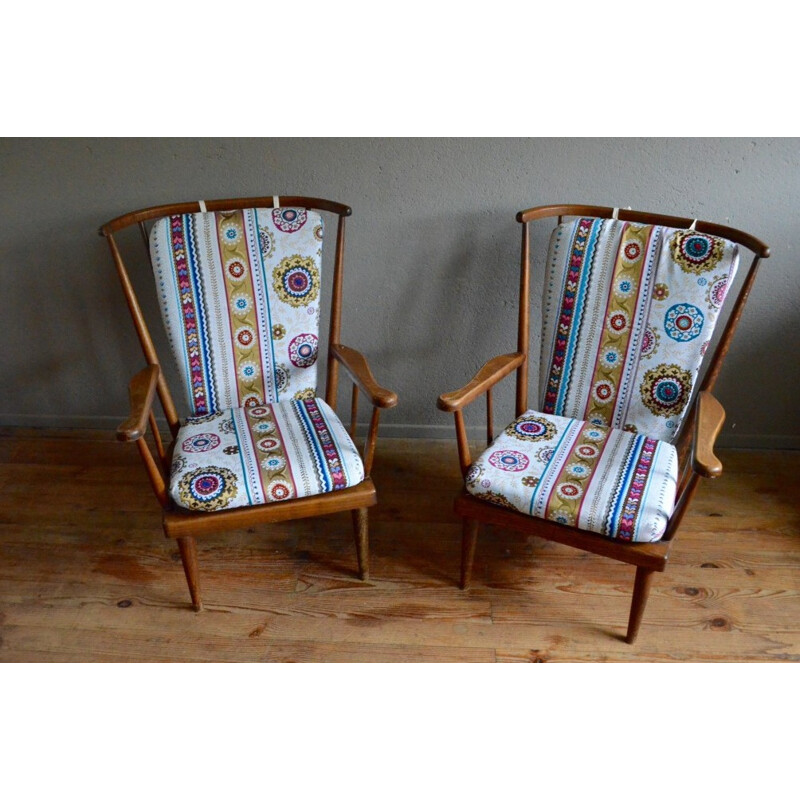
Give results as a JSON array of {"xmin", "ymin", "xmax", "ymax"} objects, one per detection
[
  {"xmin": 170, "ymin": 397, "xmax": 364, "ymax": 513},
  {"xmin": 539, "ymin": 218, "xmax": 739, "ymax": 443},
  {"xmin": 465, "ymin": 410, "xmax": 678, "ymax": 542},
  {"xmin": 151, "ymin": 207, "xmax": 324, "ymax": 417}
]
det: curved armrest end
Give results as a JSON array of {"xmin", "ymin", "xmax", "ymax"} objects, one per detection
[
  {"xmin": 437, "ymin": 353, "xmax": 526, "ymax": 413},
  {"xmin": 331, "ymin": 344, "xmax": 397, "ymax": 409},
  {"xmin": 692, "ymin": 391, "xmax": 726, "ymax": 478},
  {"xmin": 117, "ymin": 364, "xmax": 160, "ymax": 442}
]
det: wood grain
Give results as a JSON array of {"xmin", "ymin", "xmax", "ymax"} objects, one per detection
[
  {"xmin": 0, "ymin": 428, "xmax": 797, "ymax": 662},
  {"xmin": 437, "ymin": 352, "xmax": 525, "ymax": 412},
  {"xmin": 116, "ymin": 365, "xmax": 159, "ymax": 442}
]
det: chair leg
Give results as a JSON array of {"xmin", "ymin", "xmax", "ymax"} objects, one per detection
[
  {"xmin": 460, "ymin": 518, "xmax": 479, "ymax": 590},
  {"xmin": 626, "ymin": 566, "xmax": 655, "ymax": 644},
  {"xmin": 351, "ymin": 508, "xmax": 369, "ymax": 581},
  {"xmin": 177, "ymin": 536, "xmax": 203, "ymax": 611}
]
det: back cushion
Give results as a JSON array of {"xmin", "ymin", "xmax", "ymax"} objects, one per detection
[
  {"xmin": 539, "ymin": 217, "xmax": 738, "ymax": 443},
  {"xmin": 151, "ymin": 207, "xmax": 323, "ymax": 416}
]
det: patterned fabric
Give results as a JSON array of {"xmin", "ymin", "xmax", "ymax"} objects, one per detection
[
  {"xmin": 151, "ymin": 208, "xmax": 323, "ymax": 417},
  {"xmin": 466, "ymin": 410, "xmax": 678, "ymax": 542},
  {"xmin": 539, "ymin": 218, "xmax": 738, "ymax": 443},
  {"xmin": 170, "ymin": 397, "xmax": 364, "ymax": 512}
]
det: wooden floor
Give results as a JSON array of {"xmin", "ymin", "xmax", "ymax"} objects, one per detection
[{"xmin": 1, "ymin": 427, "xmax": 798, "ymax": 662}]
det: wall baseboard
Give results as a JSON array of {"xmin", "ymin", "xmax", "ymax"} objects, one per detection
[{"xmin": 1, "ymin": 414, "xmax": 799, "ymax": 450}]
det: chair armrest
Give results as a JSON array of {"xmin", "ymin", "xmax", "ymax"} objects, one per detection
[
  {"xmin": 330, "ymin": 344, "xmax": 398, "ymax": 409},
  {"xmin": 437, "ymin": 353, "xmax": 526, "ymax": 413},
  {"xmin": 117, "ymin": 364, "xmax": 160, "ymax": 442},
  {"xmin": 692, "ymin": 391, "xmax": 726, "ymax": 478}
]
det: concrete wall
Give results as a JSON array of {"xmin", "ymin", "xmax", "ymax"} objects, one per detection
[{"xmin": 1, "ymin": 137, "xmax": 797, "ymax": 447}]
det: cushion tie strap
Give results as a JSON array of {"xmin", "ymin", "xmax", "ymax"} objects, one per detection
[
  {"xmin": 612, "ymin": 207, "xmax": 619, "ymax": 220},
  {"xmin": 273, "ymin": 195, "xmax": 280, "ymax": 209},
  {"xmin": 689, "ymin": 219, "xmax": 698, "ymax": 230},
  {"xmin": 198, "ymin": 200, "xmax": 207, "ymax": 213}
]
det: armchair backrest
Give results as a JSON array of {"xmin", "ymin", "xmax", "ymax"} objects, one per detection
[
  {"xmin": 101, "ymin": 196, "xmax": 352, "ymax": 436},
  {"xmin": 514, "ymin": 205, "xmax": 770, "ymax": 453},
  {"xmin": 538, "ymin": 217, "xmax": 739, "ymax": 443},
  {"xmin": 150, "ymin": 207, "xmax": 323, "ymax": 416}
]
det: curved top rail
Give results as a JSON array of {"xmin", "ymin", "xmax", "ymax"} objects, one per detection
[
  {"xmin": 516, "ymin": 204, "xmax": 770, "ymax": 258},
  {"xmin": 100, "ymin": 196, "xmax": 352, "ymax": 236}
]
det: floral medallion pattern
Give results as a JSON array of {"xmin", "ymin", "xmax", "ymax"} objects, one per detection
[
  {"xmin": 171, "ymin": 455, "xmax": 188, "ymax": 477},
  {"xmin": 272, "ymin": 208, "xmax": 307, "ymax": 232},
  {"xmin": 465, "ymin": 463, "xmax": 484, "ymax": 489},
  {"xmin": 288, "ymin": 333, "xmax": 319, "ymax": 368},
  {"xmin": 653, "ymin": 283, "xmax": 670, "ymax": 301},
  {"xmin": 706, "ymin": 275, "xmax": 728, "ymax": 310},
  {"xmin": 226, "ymin": 258, "xmax": 247, "ymax": 282},
  {"xmin": 273, "ymin": 256, "xmax": 320, "ymax": 307},
  {"xmin": 640, "ymin": 325, "xmax": 659, "ymax": 359},
  {"xmin": 640, "ymin": 363, "xmax": 693, "ymax": 417},
  {"xmin": 275, "ymin": 365, "xmax": 290, "ymax": 393},
  {"xmin": 664, "ymin": 303, "xmax": 704, "ymax": 342},
  {"xmin": 258, "ymin": 226, "xmax": 275, "ymax": 257},
  {"xmin": 592, "ymin": 380, "xmax": 615, "ymax": 405},
  {"xmin": 670, "ymin": 230, "xmax": 725, "ymax": 274},
  {"xmin": 488, "ymin": 450, "xmax": 530, "ymax": 472},
  {"xmin": 506, "ymin": 414, "xmax": 557, "ymax": 442},
  {"xmin": 181, "ymin": 432, "xmax": 221, "ymax": 453},
  {"xmin": 179, "ymin": 466, "xmax": 238, "ymax": 511}
]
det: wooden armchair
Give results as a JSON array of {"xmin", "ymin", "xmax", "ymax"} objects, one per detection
[
  {"xmin": 437, "ymin": 204, "xmax": 769, "ymax": 643},
  {"xmin": 101, "ymin": 197, "xmax": 397, "ymax": 610}
]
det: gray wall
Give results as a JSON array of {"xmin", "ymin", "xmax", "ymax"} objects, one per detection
[{"xmin": 1, "ymin": 138, "xmax": 798, "ymax": 447}]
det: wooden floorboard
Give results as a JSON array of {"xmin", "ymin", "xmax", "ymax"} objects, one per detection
[{"xmin": 0, "ymin": 428, "xmax": 798, "ymax": 662}]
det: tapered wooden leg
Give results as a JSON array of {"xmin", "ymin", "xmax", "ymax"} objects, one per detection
[
  {"xmin": 177, "ymin": 536, "xmax": 203, "ymax": 611},
  {"xmin": 351, "ymin": 508, "xmax": 369, "ymax": 581},
  {"xmin": 626, "ymin": 566, "xmax": 655, "ymax": 644},
  {"xmin": 460, "ymin": 518, "xmax": 479, "ymax": 590}
]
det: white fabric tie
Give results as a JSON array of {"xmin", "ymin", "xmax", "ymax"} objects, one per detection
[
  {"xmin": 198, "ymin": 200, "xmax": 207, "ymax": 213},
  {"xmin": 273, "ymin": 195, "xmax": 280, "ymax": 209},
  {"xmin": 689, "ymin": 219, "xmax": 698, "ymax": 230}
]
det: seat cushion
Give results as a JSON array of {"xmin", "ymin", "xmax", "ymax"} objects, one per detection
[
  {"xmin": 465, "ymin": 410, "xmax": 678, "ymax": 542},
  {"xmin": 170, "ymin": 396, "xmax": 364, "ymax": 512}
]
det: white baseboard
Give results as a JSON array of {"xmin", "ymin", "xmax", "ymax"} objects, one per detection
[{"xmin": 1, "ymin": 414, "xmax": 798, "ymax": 450}]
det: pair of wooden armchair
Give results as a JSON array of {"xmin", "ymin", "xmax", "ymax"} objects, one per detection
[{"xmin": 100, "ymin": 198, "xmax": 769, "ymax": 642}]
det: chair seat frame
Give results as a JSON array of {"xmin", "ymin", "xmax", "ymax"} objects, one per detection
[
  {"xmin": 101, "ymin": 196, "xmax": 397, "ymax": 610},
  {"xmin": 437, "ymin": 204, "xmax": 769, "ymax": 643}
]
